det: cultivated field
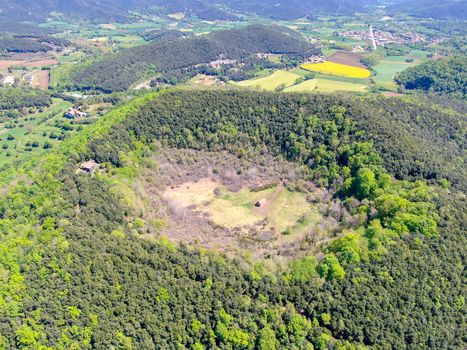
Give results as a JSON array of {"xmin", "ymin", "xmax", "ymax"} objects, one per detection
[
  {"xmin": 373, "ymin": 57, "xmax": 417, "ymax": 89},
  {"xmin": 0, "ymin": 58, "xmax": 59, "ymax": 71},
  {"xmin": 301, "ymin": 61, "xmax": 371, "ymax": 79},
  {"xmin": 0, "ymin": 99, "xmax": 72, "ymax": 168},
  {"xmin": 327, "ymin": 51, "xmax": 366, "ymax": 68},
  {"xmin": 29, "ymin": 70, "xmax": 50, "ymax": 90},
  {"xmin": 234, "ymin": 70, "xmax": 301, "ymax": 90},
  {"xmin": 285, "ymin": 78, "xmax": 367, "ymax": 93}
]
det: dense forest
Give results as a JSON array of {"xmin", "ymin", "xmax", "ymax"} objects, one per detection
[
  {"xmin": 0, "ymin": 87, "xmax": 52, "ymax": 110},
  {"xmin": 141, "ymin": 29, "xmax": 191, "ymax": 42},
  {"xmin": 0, "ymin": 90, "xmax": 465, "ymax": 349},
  {"xmin": 396, "ymin": 56, "xmax": 467, "ymax": 98},
  {"xmin": 72, "ymin": 25, "xmax": 318, "ymax": 92},
  {"xmin": 0, "ymin": 32, "xmax": 69, "ymax": 53}
]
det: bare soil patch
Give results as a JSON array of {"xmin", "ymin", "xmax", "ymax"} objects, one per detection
[
  {"xmin": 30, "ymin": 70, "xmax": 49, "ymax": 90},
  {"xmin": 0, "ymin": 58, "xmax": 59, "ymax": 70},
  {"xmin": 327, "ymin": 51, "xmax": 366, "ymax": 68}
]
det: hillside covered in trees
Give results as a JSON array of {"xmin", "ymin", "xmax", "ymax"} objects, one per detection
[
  {"xmin": 0, "ymin": 90, "xmax": 465, "ymax": 349},
  {"xmin": 72, "ymin": 25, "xmax": 318, "ymax": 92},
  {"xmin": 396, "ymin": 56, "xmax": 467, "ymax": 98},
  {"xmin": 0, "ymin": 0, "xmax": 374, "ymax": 22},
  {"xmin": 390, "ymin": 0, "xmax": 467, "ymax": 20}
]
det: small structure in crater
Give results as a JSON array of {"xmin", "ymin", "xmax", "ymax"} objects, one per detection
[{"xmin": 255, "ymin": 198, "xmax": 267, "ymax": 207}]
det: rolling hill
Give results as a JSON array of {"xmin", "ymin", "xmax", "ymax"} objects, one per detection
[
  {"xmin": 396, "ymin": 56, "xmax": 467, "ymax": 98},
  {"xmin": 71, "ymin": 24, "xmax": 317, "ymax": 92}
]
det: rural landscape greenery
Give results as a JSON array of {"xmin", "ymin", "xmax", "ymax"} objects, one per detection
[{"xmin": 0, "ymin": 0, "xmax": 466, "ymax": 349}]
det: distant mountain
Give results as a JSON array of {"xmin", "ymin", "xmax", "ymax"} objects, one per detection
[
  {"xmin": 0, "ymin": 0, "xmax": 376, "ymax": 22},
  {"xmin": 389, "ymin": 0, "xmax": 467, "ymax": 19},
  {"xmin": 222, "ymin": 0, "xmax": 374, "ymax": 19}
]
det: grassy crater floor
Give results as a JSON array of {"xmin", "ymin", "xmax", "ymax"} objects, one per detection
[
  {"xmin": 164, "ymin": 179, "xmax": 321, "ymax": 235},
  {"xmin": 134, "ymin": 148, "xmax": 345, "ymax": 262}
]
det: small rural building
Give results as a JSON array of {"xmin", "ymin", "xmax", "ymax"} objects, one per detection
[
  {"xmin": 64, "ymin": 107, "xmax": 88, "ymax": 119},
  {"xmin": 306, "ymin": 55, "xmax": 325, "ymax": 63},
  {"xmin": 352, "ymin": 45, "xmax": 365, "ymax": 53},
  {"xmin": 255, "ymin": 198, "xmax": 267, "ymax": 207},
  {"xmin": 1, "ymin": 75, "xmax": 14, "ymax": 87},
  {"xmin": 80, "ymin": 160, "xmax": 99, "ymax": 173}
]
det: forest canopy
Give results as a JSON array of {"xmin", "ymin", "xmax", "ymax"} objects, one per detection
[
  {"xmin": 395, "ymin": 56, "xmax": 467, "ymax": 98},
  {"xmin": 0, "ymin": 90, "xmax": 464, "ymax": 349},
  {"xmin": 0, "ymin": 86, "xmax": 52, "ymax": 110}
]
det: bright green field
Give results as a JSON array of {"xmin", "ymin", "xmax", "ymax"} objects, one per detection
[
  {"xmin": 285, "ymin": 78, "xmax": 367, "ymax": 93},
  {"xmin": 234, "ymin": 70, "xmax": 301, "ymax": 91},
  {"xmin": 373, "ymin": 58, "xmax": 416, "ymax": 89}
]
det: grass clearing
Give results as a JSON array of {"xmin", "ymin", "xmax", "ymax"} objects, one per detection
[
  {"xmin": 301, "ymin": 61, "xmax": 371, "ymax": 79},
  {"xmin": 164, "ymin": 180, "xmax": 321, "ymax": 234},
  {"xmin": 234, "ymin": 70, "xmax": 301, "ymax": 91}
]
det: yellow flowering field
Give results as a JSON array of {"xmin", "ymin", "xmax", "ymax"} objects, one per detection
[{"xmin": 301, "ymin": 61, "xmax": 371, "ymax": 79}]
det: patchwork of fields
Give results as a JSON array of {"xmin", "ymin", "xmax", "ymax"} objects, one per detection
[{"xmin": 235, "ymin": 66, "xmax": 368, "ymax": 94}]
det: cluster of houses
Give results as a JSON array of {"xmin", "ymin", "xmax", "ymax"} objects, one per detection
[
  {"xmin": 337, "ymin": 28, "xmax": 425, "ymax": 47},
  {"xmin": 209, "ymin": 59, "xmax": 237, "ymax": 68},
  {"xmin": 64, "ymin": 107, "xmax": 89, "ymax": 119}
]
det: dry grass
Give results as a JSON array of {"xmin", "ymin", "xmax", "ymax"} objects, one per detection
[
  {"xmin": 164, "ymin": 180, "xmax": 321, "ymax": 234},
  {"xmin": 234, "ymin": 70, "xmax": 301, "ymax": 91},
  {"xmin": 285, "ymin": 78, "xmax": 367, "ymax": 93}
]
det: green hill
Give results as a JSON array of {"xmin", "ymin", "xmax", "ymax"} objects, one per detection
[
  {"xmin": 0, "ymin": 90, "xmax": 465, "ymax": 349},
  {"xmin": 72, "ymin": 25, "xmax": 316, "ymax": 92},
  {"xmin": 396, "ymin": 56, "xmax": 467, "ymax": 98}
]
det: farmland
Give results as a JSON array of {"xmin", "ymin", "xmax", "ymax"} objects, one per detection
[
  {"xmin": 327, "ymin": 51, "xmax": 366, "ymax": 68},
  {"xmin": 234, "ymin": 70, "xmax": 301, "ymax": 91},
  {"xmin": 164, "ymin": 180, "xmax": 320, "ymax": 235},
  {"xmin": 0, "ymin": 58, "xmax": 59, "ymax": 70},
  {"xmin": 27, "ymin": 70, "xmax": 50, "ymax": 90},
  {"xmin": 235, "ymin": 68, "xmax": 368, "ymax": 94},
  {"xmin": 285, "ymin": 78, "xmax": 367, "ymax": 93},
  {"xmin": 373, "ymin": 57, "xmax": 418, "ymax": 89},
  {"xmin": 301, "ymin": 61, "xmax": 371, "ymax": 79},
  {"xmin": 0, "ymin": 99, "xmax": 72, "ymax": 169}
]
